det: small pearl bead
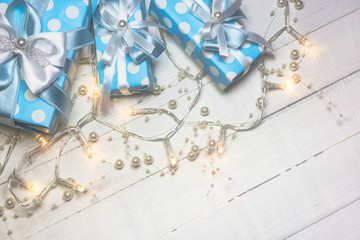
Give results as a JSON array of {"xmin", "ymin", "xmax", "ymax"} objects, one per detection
[
  {"xmin": 89, "ymin": 132, "xmax": 98, "ymax": 142},
  {"xmin": 277, "ymin": 0, "xmax": 286, "ymax": 8},
  {"xmin": 200, "ymin": 106, "xmax": 209, "ymax": 116},
  {"xmin": 5, "ymin": 198, "xmax": 15, "ymax": 209},
  {"xmin": 114, "ymin": 159, "xmax": 124, "ymax": 169},
  {"xmin": 290, "ymin": 49, "xmax": 300, "ymax": 60},
  {"xmin": 118, "ymin": 20, "xmax": 127, "ymax": 30},
  {"xmin": 153, "ymin": 85, "xmax": 161, "ymax": 95},
  {"xmin": 187, "ymin": 152, "xmax": 197, "ymax": 161},
  {"xmin": 213, "ymin": 11, "xmax": 223, "ymax": 21},
  {"xmin": 294, "ymin": 0, "xmax": 304, "ymax": 10},
  {"xmin": 131, "ymin": 157, "xmax": 140, "ymax": 167},
  {"xmin": 62, "ymin": 191, "xmax": 73, "ymax": 201},
  {"xmin": 78, "ymin": 85, "xmax": 88, "ymax": 95},
  {"xmin": 16, "ymin": 38, "xmax": 27, "ymax": 49},
  {"xmin": 168, "ymin": 99, "xmax": 177, "ymax": 109},
  {"xmin": 289, "ymin": 61, "xmax": 299, "ymax": 71},
  {"xmin": 208, "ymin": 139, "xmax": 217, "ymax": 148},
  {"xmin": 291, "ymin": 73, "xmax": 301, "ymax": 83},
  {"xmin": 144, "ymin": 155, "xmax": 154, "ymax": 165},
  {"xmin": 191, "ymin": 144, "xmax": 200, "ymax": 154}
]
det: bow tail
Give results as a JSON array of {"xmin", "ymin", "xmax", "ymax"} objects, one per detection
[
  {"xmin": 99, "ymin": 55, "xmax": 116, "ymax": 114},
  {"xmin": 216, "ymin": 24, "xmax": 229, "ymax": 57},
  {"xmin": 0, "ymin": 58, "xmax": 19, "ymax": 127},
  {"xmin": 17, "ymin": 51, "xmax": 60, "ymax": 95},
  {"xmin": 247, "ymin": 31, "xmax": 274, "ymax": 52}
]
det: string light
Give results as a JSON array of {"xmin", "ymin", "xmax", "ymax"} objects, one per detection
[{"xmin": 3, "ymin": 0, "xmax": 319, "ymax": 210}]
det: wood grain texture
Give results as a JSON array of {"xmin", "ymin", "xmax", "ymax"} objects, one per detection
[{"xmin": 0, "ymin": 0, "xmax": 359, "ymax": 239}]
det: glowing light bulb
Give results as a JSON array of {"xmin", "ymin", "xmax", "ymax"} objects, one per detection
[
  {"xmin": 127, "ymin": 106, "xmax": 137, "ymax": 116},
  {"xmin": 300, "ymin": 37, "xmax": 311, "ymax": 48},
  {"xmin": 29, "ymin": 184, "xmax": 39, "ymax": 193},
  {"xmin": 93, "ymin": 87, "xmax": 100, "ymax": 99},
  {"xmin": 77, "ymin": 130, "xmax": 93, "ymax": 158},
  {"xmin": 217, "ymin": 143, "xmax": 225, "ymax": 154},
  {"xmin": 33, "ymin": 134, "xmax": 48, "ymax": 145},
  {"xmin": 73, "ymin": 184, "xmax": 87, "ymax": 193},
  {"xmin": 85, "ymin": 144, "xmax": 93, "ymax": 158},
  {"xmin": 169, "ymin": 154, "xmax": 178, "ymax": 170}
]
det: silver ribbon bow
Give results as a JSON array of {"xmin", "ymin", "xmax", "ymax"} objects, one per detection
[
  {"xmin": 183, "ymin": 0, "xmax": 272, "ymax": 57},
  {"xmin": 0, "ymin": 14, "xmax": 67, "ymax": 95},
  {"xmin": 94, "ymin": 0, "xmax": 166, "ymax": 113}
]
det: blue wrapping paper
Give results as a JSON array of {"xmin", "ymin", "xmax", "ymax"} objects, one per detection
[
  {"xmin": 149, "ymin": 0, "xmax": 264, "ymax": 91},
  {"xmin": 92, "ymin": 0, "xmax": 155, "ymax": 97},
  {"xmin": 0, "ymin": 0, "xmax": 92, "ymax": 134}
]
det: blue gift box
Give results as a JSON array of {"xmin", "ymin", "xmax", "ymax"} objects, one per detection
[
  {"xmin": 149, "ymin": 0, "xmax": 264, "ymax": 91},
  {"xmin": 91, "ymin": 0, "xmax": 155, "ymax": 97},
  {"xmin": 0, "ymin": 0, "xmax": 92, "ymax": 134}
]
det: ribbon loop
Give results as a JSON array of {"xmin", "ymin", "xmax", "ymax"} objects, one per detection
[
  {"xmin": 0, "ymin": 0, "xmax": 94, "ymax": 129},
  {"xmin": 94, "ymin": 0, "xmax": 167, "ymax": 114},
  {"xmin": 183, "ymin": 0, "xmax": 272, "ymax": 57}
]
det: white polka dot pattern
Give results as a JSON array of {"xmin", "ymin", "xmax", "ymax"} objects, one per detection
[
  {"xmin": 141, "ymin": 77, "xmax": 150, "ymax": 86},
  {"xmin": 210, "ymin": 66, "xmax": 219, "ymax": 77},
  {"xmin": 46, "ymin": 0, "xmax": 54, "ymax": 11},
  {"xmin": 175, "ymin": 2, "xmax": 187, "ymax": 14},
  {"xmin": 66, "ymin": 6, "xmax": 79, "ymax": 19},
  {"xmin": 24, "ymin": 89, "xmax": 38, "ymax": 102},
  {"xmin": 226, "ymin": 72, "xmax": 237, "ymax": 81},
  {"xmin": 96, "ymin": 50, "xmax": 102, "ymax": 62},
  {"xmin": 47, "ymin": 19, "xmax": 61, "ymax": 31},
  {"xmin": 155, "ymin": 0, "xmax": 167, "ymax": 9},
  {"xmin": 179, "ymin": 22, "xmax": 190, "ymax": 34},
  {"xmin": 163, "ymin": 17, "xmax": 172, "ymax": 28},
  {"xmin": 127, "ymin": 62, "xmax": 140, "ymax": 74},
  {"xmin": 31, "ymin": 110, "xmax": 46, "ymax": 123}
]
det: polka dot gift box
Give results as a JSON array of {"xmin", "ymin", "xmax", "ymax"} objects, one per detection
[
  {"xmin": 91, "ymin": 0, "xmax": 165, "ymax": 107},
  {"xmin": 0, "ymin": 0, "xmax": 93, "ymax": 134},
  {"xmin": 149, "ymin": 0, "xmax": 271, "ymax": 91}
]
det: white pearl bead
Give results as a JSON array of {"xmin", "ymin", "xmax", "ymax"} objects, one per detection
[
  {"xmin": 191, "ymin": 144, "xmax": 200, "ymax": 154},
  {"xmin": 208, "ymin": 140, "xmax": 217, "ymax": 148},
  {"xmin": 187, "ymin": 152, "xmax": 197, "ymax": 161},
  {"xmin": 277, "ymin": 0, "xmax": 286, "ymax": 8},
  {"xmin": 200, "ymin": 106, "xmax": 209, "ymax": 116},
  {"xmin": 131, "ymin": 157, "xmax": 140, "ymax": 167},
  {"xmin": 291, "ymin": 73, "xmax": 301, "ymax": 83},
  {"xmin": 153, "ymin": 85, "xmax": 161, "ymax": 95},
  {"xmin": 144, "ymin": 155, "xmax": 154, "ymax": 165},
  {"xmin": 294, "ymin": 0, "xmax": 304, "ymax": 10},
  {"xmin": 5, "ymin": 198, "xmax": 15, "ymax": 209},
  {"xmin": 168, "ymin": 99, "xmax": 177, "ymax": 109},
  {"xmin": 213, "ymin": 11, "xmax": 223, "ymax": 21},
  {"xmin": 290, "ymin": 49, "xmax": 300, "ymax": 60},
  {"xmin": 118, "ymin": 20, "xmax": 127, "ymax": 30},
  {"xmin": 62, "ymin": 191, "xmax": 73, "ymax": 201},
  {"xmin": 289, "ymin": 61, "xmax": 299, "ymax": 71},
  {"xmin": 114, "ymin": 159, "xmax": 124, "ymax": 169}
]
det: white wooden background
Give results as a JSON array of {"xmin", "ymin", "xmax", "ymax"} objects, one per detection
[{"xmin": 1, "ymin": 0, "xmax": 360, "ymax": 239}]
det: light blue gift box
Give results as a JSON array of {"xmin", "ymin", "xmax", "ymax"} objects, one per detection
[
  {"xmin": 0, "ymin": 0, "xmax": 92, "ymax": 134},
  {"xmin": 91, "ymin": 0, "xmax": 155, "ymax": 97},
  {"xmin": 149, "ymin": 0, "xmax": 264, "ymax": 91}
]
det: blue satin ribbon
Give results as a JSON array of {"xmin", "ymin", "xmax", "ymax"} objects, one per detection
[
  {"xmin": 0, "ymin": 0, "xmax": 94, "ymax": 129},
  {"xmin": 182, "ymin": 0, "xmax": 273, "ymax": 57},
  {"xmin": 93, "ymin": 0, "xmax": 167, "ymax": 113}
]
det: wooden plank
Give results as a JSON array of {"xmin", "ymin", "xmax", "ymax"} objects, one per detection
[
  {"xmin": 12, "ymin": 62, "xmax": 360, "ymax": 240},
  {"xmin": 166, "ymin": 132, "xmax": 360, "ymax": 240},
  {"xmin": 0, "ymin": 0, "xmax": 359, "ymax": 239},
  {"xmin": 288, "ymin": 199, "xmax": 360, "ymax": 240}
]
